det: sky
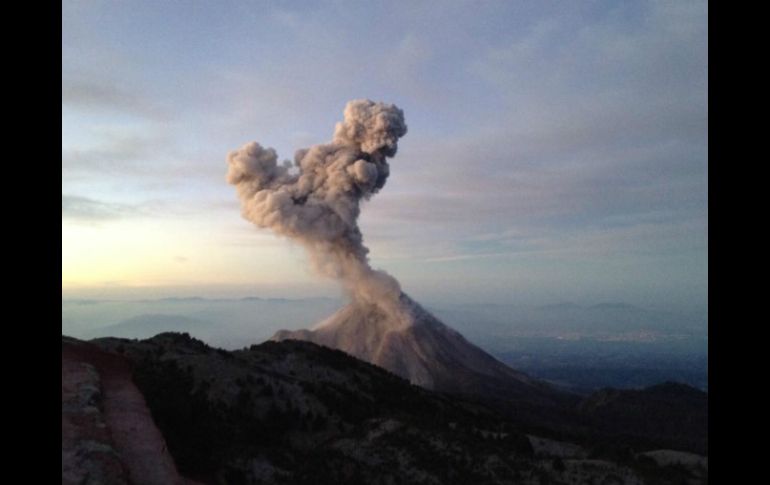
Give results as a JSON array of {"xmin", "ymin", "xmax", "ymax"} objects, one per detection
[{"xmin": 62, "ymin": 0, "xmax": 707, "ymax": 313}]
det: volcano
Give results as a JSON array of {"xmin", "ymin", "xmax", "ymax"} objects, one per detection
[
  {"xmin": 271, "ymin": 293, "xmax": 561, "ymax": 403},
  {"xmin": 231, "ymin": 101, "xmax": 564, "ymax": 405}
]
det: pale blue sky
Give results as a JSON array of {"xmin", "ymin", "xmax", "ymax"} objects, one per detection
[{"xmin": 62, "ymin": 0, "xmax": 707, "ymax": 313}]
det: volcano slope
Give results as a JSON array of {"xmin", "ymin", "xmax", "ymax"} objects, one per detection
[{"xmin": 272, "ymin": 294, "xmax": 572, "ymax": 408}]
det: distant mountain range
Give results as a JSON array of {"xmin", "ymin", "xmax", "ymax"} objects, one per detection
[
  {"xmin": 62, "ymin": 296, "xmax": 707, "ymax": 391},
  {"xmin": 90, "ymin": 314, "xmax": 211, "ymax": 338},
  {"xmin": 62, "ymin": 296, "xmax": 342, "ymax": 304},
  {"xmin": 63, "ymin": 296, "xmax": 706, "ymax": 342}
]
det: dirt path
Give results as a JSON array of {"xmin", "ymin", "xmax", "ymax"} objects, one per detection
[{"xmin": 63, "ymin": 339, "xmax": 189, "ymax": 485}]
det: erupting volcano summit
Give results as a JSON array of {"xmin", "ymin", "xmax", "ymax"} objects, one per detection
[{"xmin": 228, "ymin": 100, "xmax": 556, "ymax": 400}]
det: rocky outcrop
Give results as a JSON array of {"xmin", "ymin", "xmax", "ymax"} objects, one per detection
[
  {"xmin": 62, "ymin": 340, "xmax": 128, "ymax": 485},
  {"xmin": 62, "ymin": 337, "xmax": 195, "ymax": 485}
]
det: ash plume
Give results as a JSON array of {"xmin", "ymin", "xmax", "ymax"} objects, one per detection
[{"xmin": 226, "ymin": 100, "xmax": 410, "ymax": 321}]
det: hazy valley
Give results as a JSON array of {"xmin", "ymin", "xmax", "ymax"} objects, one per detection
[{"xmin": 62, "ymin": 297, "xmax": 707, "ymax": 394}]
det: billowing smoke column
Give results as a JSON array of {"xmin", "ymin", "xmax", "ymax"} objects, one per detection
[{"xmin": 226, "ymin": 100, "xmax": 411, "ymax": 323}]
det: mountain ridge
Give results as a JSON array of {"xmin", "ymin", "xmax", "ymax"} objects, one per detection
[{"xmin": 62, "ymin": 332, "xmax": 707, "ymax": 484}]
